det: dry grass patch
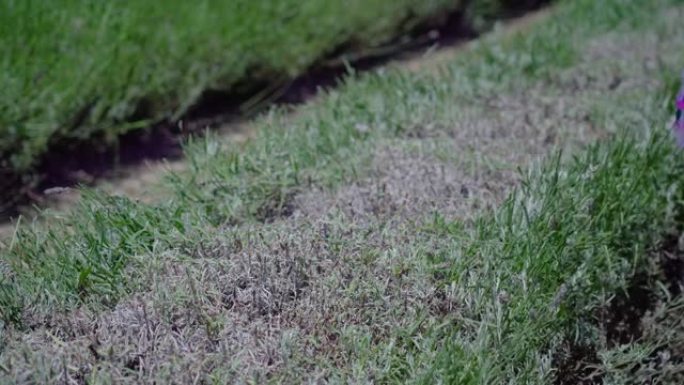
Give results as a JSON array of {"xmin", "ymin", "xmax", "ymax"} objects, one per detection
[
  {"xmin": 0, "ymin": 138, "xmax": 516, "ymax": 383},
  {"xmin": 1, "ymin": 193, "xmax": 457, "ymax": 383},
  {"xmin": 295, "ymin": 144, "xmax": 513, "ymax": 224}
]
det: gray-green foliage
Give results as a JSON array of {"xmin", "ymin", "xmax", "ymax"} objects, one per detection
[{"xmin": 2, "ymin": 0, "xmax": 684, "ymax": 383}]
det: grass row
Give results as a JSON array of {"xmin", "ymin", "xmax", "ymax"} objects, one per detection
[
  {"xmin": 2, "ymin": 0, "xmax": 684, "ymax": 382},
  {"xmin": 0, "ymin": 0, "xmax": 536, "ymax": 204}
]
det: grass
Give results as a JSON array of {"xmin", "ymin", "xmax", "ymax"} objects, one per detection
[
  {"xmin": 0, "ymin": 0, "xmax": 533, "ymax": 207},
  {"xmin": 425, "ymin": 126, "xmax": 684, "ymax": 383},
  {"xmin": 2, "ymin": 0, "xmax": 684, "ymax": 382}
]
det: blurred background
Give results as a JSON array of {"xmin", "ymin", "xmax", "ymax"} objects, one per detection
[{"xmin": 0, "ymin": 0, "xmax": 545, "ymax": 216}]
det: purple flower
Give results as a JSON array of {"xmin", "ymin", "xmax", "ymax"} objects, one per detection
[{"xmin": 673, "ymin": 72, "xmax": 684, "ymax": 148}]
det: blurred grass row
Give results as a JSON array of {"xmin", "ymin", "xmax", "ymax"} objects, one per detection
[{"xmin": 0, "ymin": 0, "xmax": 533, "ymax": 199}]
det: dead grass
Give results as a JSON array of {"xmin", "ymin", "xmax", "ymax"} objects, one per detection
[
  {"xmin": 0, "ymin": 135, "xmax": 528, "ymax": 383},
  {"xmin": 1, "ymin": 189, "xmax": 453, "ymax": 383},
  {"xmin": 296, "ymin": 144, "xmax": 512, "ymax": 224}
]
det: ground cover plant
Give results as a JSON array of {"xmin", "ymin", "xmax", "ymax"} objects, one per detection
[
  {"xmin": 1, "ymin": 0, "xmax": 684, "ymax": 383},
  {"xmin": 0, "ymin": 0, "xmax": 542, "ymax": 212}
]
